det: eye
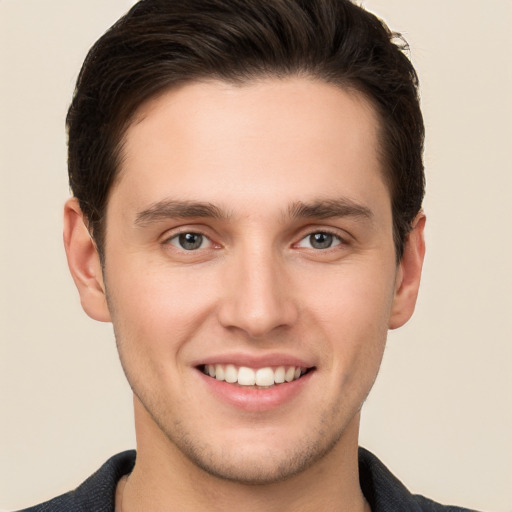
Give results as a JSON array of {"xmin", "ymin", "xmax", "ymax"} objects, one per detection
[
  {"xmin": 296, "ymin": 232, "xmax": 342, "ymax": 250},
  {"xmin": 168, "ymin": 232, "xmax": 211, "ymax": 251}
]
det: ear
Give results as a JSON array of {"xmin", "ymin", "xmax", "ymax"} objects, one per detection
[
  {"xmin": 63, "ymin": 198, "xmax": 111, "ymax": 322},
  {"xmin": 388, "ymin": 212, "xmax": 426, "ymax": 330}
]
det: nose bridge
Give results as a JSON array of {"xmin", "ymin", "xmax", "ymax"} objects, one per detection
[{"xmin": 218, "ymin": 237, "xmax": 297, "ymax": 338}]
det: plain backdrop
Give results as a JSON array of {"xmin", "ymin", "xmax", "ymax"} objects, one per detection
[{"xmin": 1, "ymin": 0, "xmax": 511, "ymax": 510}]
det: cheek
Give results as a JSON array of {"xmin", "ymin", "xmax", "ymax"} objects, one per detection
[
  {"xmin": 297, "ymin": 262, "xmax": 394, "ymax": 372},
  {"xmin": 104, "ymin": 257, "xmax": 220, "ymax": 358},
  {"xmin": 299, "ymin": 259, "xmax": 396, "ymax": 326}
]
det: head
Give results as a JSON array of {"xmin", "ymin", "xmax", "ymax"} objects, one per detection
[
  {"xmin": 63, "ymin": 0, "xmax": 426, "ymax": 491},
  {"xmin": 67, "ymin": 0, "xmax": 424, "ymax": 263}
]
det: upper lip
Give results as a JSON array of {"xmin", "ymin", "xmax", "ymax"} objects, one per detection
[{"xmin": 191, "ymin": 352, "xmax": 316, "ymax": 369}]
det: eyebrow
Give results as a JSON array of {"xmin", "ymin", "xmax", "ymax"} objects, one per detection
[
  {"xmin": 134, "ymin": 196, "xmax": 373, "ymax": 227},
  {"xmin": 134, "ymin": 199, "xmax": 230, "ymax": 226},
  {"xmin": 287, "ymin": 198, "xmax": 374, "ymax": 221}
]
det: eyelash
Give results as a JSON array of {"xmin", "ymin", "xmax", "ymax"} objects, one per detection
[
  {"xmin": 165, "ymin": 231, "xmax": 215, "ymax": 251},
  {"xmin": 295, "ymin": 230, "xmax": 345, "ymax": 250},
  {"xmin": 163, "ymin": 228, "xmax": 347, "ymax": 252}
]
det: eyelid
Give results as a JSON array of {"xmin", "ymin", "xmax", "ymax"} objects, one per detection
[
  {"xmin": 161, "ymin": 226, "xmax": 218, "ymax": 249},
  {"xmin": 168, "ymin": 233, "xmax": 212, "ymax": 250},
  {"xmin": 159, "ymin": 224, "xmax": 351, "ymax": 250},
  {"xmin": 295, "ymin": 231, "xmax": 343, "ymax": 249},
  {"xmin": 294, "ymin": 225, "xmax": 350, "ymax": 246}
]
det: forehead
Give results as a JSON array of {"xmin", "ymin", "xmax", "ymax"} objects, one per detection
[{"xmin": 113, "ymin": 78, "xmax": 388, "ymax": 217}]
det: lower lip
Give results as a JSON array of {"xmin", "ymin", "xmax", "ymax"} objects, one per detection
[{"xmin": 197, "ymin": 369, "xmax": 314, "ymax": 412}]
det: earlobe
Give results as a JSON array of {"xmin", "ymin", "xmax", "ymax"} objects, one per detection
[
  {"xmin": 388, "ymin": 212, "xmax": 426, "ymax": 330},
  {"xmin": 63, "ymin": 198, "xmax": 111, "ymax": 322}
]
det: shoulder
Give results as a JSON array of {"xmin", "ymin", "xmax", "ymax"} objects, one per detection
[
  {"xmin": 15, "ymin": 451, "xmax": 135, "ymax": 512},
  {"xmin": 413, "ymin": 494, "xmax": 481, "ymax": 512},
  {"xmin": 358, "ymin": 447, "xmax": 481, "ymax": 512}
]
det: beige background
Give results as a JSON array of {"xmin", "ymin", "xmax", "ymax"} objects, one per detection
[{"xmin": 1, "ymin": 0, "xmax": 511, "ymax": 510}]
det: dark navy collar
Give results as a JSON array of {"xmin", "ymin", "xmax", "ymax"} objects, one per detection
[{"xmin": 19, "ymin": 448, "xmax": 479, "ymax": 511}]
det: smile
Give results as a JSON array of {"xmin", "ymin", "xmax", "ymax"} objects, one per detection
[{"xmin": 200, "ymin": 364, "xmax": 309, "ymax": 388}]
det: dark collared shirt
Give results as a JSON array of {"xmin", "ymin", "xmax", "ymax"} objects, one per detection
[{"xmin": 18, "ymin": 448, "xmax": 480, "ymax": 511}]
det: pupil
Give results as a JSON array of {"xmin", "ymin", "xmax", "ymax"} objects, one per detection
[
  {"xmin": 179, "ymin": 233, "xmax": 202, "ymax": 250},
  {"xmin": 310, "ymin": 232, "xmax": 332, "ymax": 249}
]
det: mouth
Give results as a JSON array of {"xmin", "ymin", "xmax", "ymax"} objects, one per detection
[{"xmin": 199, "ymin": 364, "xmax": 313, "ymax": 389}]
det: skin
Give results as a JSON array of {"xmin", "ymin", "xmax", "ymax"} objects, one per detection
[{"xmin": 64, "ymin": 78, "xmax": 425, "ymax": 512}]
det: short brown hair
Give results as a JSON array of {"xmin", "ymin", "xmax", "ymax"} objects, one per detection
[{"xmin": 67, "ymin": 0, "xmax": 425, "ymax": 260}]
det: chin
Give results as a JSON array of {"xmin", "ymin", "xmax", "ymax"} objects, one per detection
[
  {"xmin": 158, "ymin": 412, "xmax": 348, "ymax": 485},
  {"xmin": 180, "ymin": 441, "xmax": 336, "ymax": 485}
]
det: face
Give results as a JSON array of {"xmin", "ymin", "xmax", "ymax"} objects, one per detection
[{"xmin": 67, "ymin": 78, "xmax": 423, "ymax": 484}]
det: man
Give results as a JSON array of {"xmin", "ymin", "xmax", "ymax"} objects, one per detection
[{"xmin": 19, "ymin": 0, "xmax": 480, "ymax": 511}]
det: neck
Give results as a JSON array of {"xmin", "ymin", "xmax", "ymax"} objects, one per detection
[{"xmin": 119, "ymin": 401, "xmax": 370, "ymax": 512}]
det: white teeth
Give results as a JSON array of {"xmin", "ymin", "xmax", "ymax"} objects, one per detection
[
  {"xmin": 203, "ymin": 364, "xmax": 307, "ymax": 387},
  {"xmin": 237, "ymin": 366, "xmax": 255, "ymax": 386},
  {"xmin": 224, "ymin": 364, "xmax": 238, "ymax": 383},
  {"xmin": 274, "ymin": 366, "xmax": 285, "ymax": 384},
  {"xmin": 215, "ymin": 364, "xmax": 225, "ymax": 381},
  {"xmin": 255, "ymin": 367, "xmax": 275, "ymax": 387},
  {"xmin": 285, "ymin": 367, "xmax": 296, "ymax": 382}
]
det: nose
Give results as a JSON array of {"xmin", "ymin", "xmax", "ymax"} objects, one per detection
[{"xmin": 217, "ymin": 244, "xmax": 299, "ymax": 339}]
